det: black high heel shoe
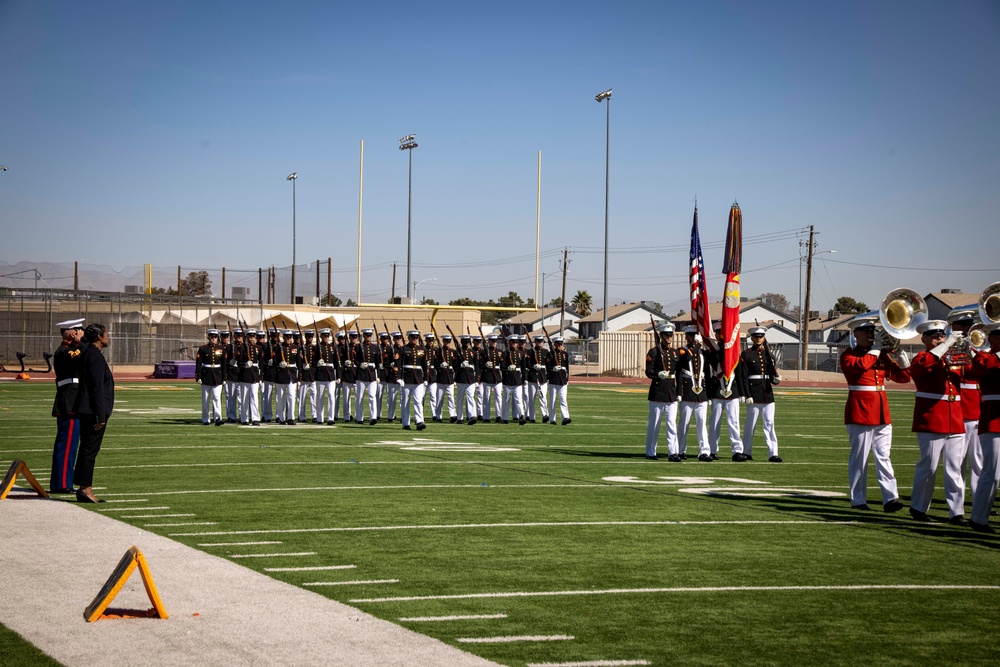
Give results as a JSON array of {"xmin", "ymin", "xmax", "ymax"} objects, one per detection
[{"xmin": 76, "ymin": 489, "xmax": 105, "ymax": 503}]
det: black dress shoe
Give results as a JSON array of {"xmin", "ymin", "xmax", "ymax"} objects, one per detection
[
  {"xmin": 240, "ymin": 422, "xmax": 249, "ymax": 426},
  {"xmin": 502, "ymin": 420, "xmax": 509, "ymax": 424},
  {"xmin": 519, "ymin": 417, "xmax": 526, "ymax": 425},
  {"xmin": 645, "ymin": 455, "xmax": 658, "ymax": 460},
  {"xmin": 529, "ymin": 419, "xmax": 537, "ymax": 423},
  {"xmin": 494, "ymin": 417, "xmax": 502, "ymax": 424},
  {"xmin": 370, "ymin": 419, "xmax": 378, "ymax": 426},
  {"xmin": 468, "ymin": 419, "xmax": 476, "ymax": 425},
  {"xmin": 402, "ymin": 425, "xmax": 412, "ymax": 430},
  {"xmin": 287, "ymin": 421, "xmax": 296, "ymax": 426},
  {"xmin": 710, "ymin": 453, "xmax": 719, "ymax": 460},
  {"xmin": 909, "ymin": 508, "xmax": 931, "ymax": 522},
  {"xmin": 679, "ymin": 453, "xmax": 688, "ymax": 460},
  {"xmin": 948, "ymin": 515, "xmax": 970, "ymax": 527},
  {"xmin": 970, "ymin": 521, "xmax": 996, "ymax": 534},
  {"xmin": 667, "ymin": 454, "xmax": 682, "ymax": 462},
  {"xmin": 851, "ymin": 504, "xmax": 872, "ymax": 511},
  {"xmin": 883, "ymin": 499, "xmax": 904, "ymax": 513},
  {"xmin": 562, "ymin": 418, "xmax": 572, "ymax": 426},
  {"xmin": 541, "ymin": 416, "xmax": 549, "ymax": 423},
  {"xmin": 768, "ymin": 456, "xmax": 783, "ymax": 463},
  {"xmin": 416, "ymin": 422, "xmax": 426, "ymax": 431},
  {"xmin": 326, "ymin": 421, "xmax": 335, "ymax": 425},
  {"xmin": 698, "ymin": 454, "xmax": 712, "ymax": 462},
  {"xmin": 743, "ymin": 454, "xmax": 753, "ymax": 460},
  {"xmin": 450, "ymin": 417, "xmax": 458, "ymax": 423},
  {"xmin": 215, "ymin": 419, "xmax": 224, "ymax": 426},
  {"xmin": 732, "ymin": 453, "xmax": 747, "ymax": 462},
  {"xmin": 252, "ymin": 421, "xmax": 260, "ymax": 426}
]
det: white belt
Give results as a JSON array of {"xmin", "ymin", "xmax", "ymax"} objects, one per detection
[
  {"xmin": 680, "ymin": 370, "xmax": 702, "ymax": 378},
  {"xmin": 748, "ymin": 375, "xmax": 770, "ymax": 380},
  {"xmin": 915, "ymin": 392, "xmax": 960, "ymax": 402},
  {"xmin": 982, "ymin": 394, "xmax": 1000, "ymax": 401},
  {"xmin": 960, "ymin": 383, "xmax": 979, "ymax": 391},
  {"xmin": 403, "ymin": 365, "xmax": 422, "ymax": 369},
  {"xmin": 848, "ymin": 385, "xmax": 884, "ymax": 392},
  {"xmin": 203, "ymin": 364, "xmax": 221, "ymax": 368},
  {"xmin": 57, "ymin": 378, "xmax": 79, "ymax": 387}
]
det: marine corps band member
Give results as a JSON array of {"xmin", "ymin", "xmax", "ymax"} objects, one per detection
[
  {"xmin": 479, "ymin": 334, "xmax": 504, "ymax": 422},
  {"xmin": 501, "ymin": 334, "xmax": 526, "ymax": 425},
  {"xmin": 840, "ymin": 315, "xmax": 910, "ymax": 512},
  {"xmin": 545, "ymin": 336, "xmax": 571, "ymax": 425},
  {"xmin": 970, "ymin": 323, "xmax": 1000, "ymax": 532},
  {"xmin": 355, "ymin": 328, "xmax": 381, "ymax": 425},
  {"xmin": 297, "ymin": 330, "xmax": 318, "ymax": 423},
  {"xmin": 432, "ymin": 333, "xmax": 459, "ymax": 423},
  {"xmin": 708, "ymin": 321, "xmax": 749, "ymax": 462},
  {"xmin": 677, "ymin": 326, "xmax": 712, "ymax": 461},
  {"xmin": 455, "ymin": 334, "xmax": 479, "ymax": 424},
  {"xmin": 645, "ymin": 322, "xmax": 681, "ymax": 461},
  {"xmin": 948, "ymin": 308, "xmax": 983, "ymax": 496},
  {"xmin": 525, "ymin": 335, "xmax": 550, "ymax": 423},
  {"xmin": 261, "ymin": 328, "xmax": 281, "ymax": 422},
  {"xmin": 221, "ymin": 329, "xmax": 240, "ymax": 423},
  {"xmin": 314, "ymin": 328, "xmax": 339, "ymax": 425},
  {"xmin": 50, "ymin": 318, "xmax": 86, "ymax": 493},
  {"xmin": 741, "ymin": 326, "xmax": 782, "ymax": 462},
  {"xmin": 908, "ymin": 320, "xmax": 968, "ymax": 524},
  {"xmin": 340, "ymin": 330, "xmax": 358, "ymax": 422},
  {"xmin": 237, "ymin": 328, "xmax": 262, "ymax": 426},
  {"xmin": 397, "ymin": 330, "xmax": 428, "ymax": 430},
  {"xmin": 195, "ymin": 329, "xmax": 226, "ymax": 426}
]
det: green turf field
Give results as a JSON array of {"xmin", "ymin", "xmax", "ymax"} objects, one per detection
[{"xmin": 3, "ymin": 381, "xmax": 999, "ymax": 666}]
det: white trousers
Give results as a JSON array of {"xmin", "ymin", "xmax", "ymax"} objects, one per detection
[
  {"xmin": 481, "ymin": 381, "xmax": 502, "ymax": 420},
  {"xmin": 239, "ymin": 382, "xmax": 260, "ymax": 423},
  {"xmin": 316, "ymin": 380, "xmax": 337, "ymax": 422},
  {"xmin": 679, "ymin": 401, "xmax": 710, "ymax": 456},
  {"xmin": 971, "ymin": 432, "xmax": 1000, "ymax": 525},
  {"xmin": 910, "ymin": 431, "xmax": 966, "ymax": 516},
  {"xmin": 261, "ymin": 382, "xmax": 275, "ymax": 421},
  {"xmin": 709, "ymin": 398, "xmax": 744, "ymax": 455},
  {"xmin": 275, "ymin": 383, "xmax": 297, "ymax": 423},
  {"xmin": 376, "ymin": 381, "xmax": 386, "ymax": 419},
  {"xmin": 341, "ymin": 382, "xmax": 356, "ymax": 420},
  {"xmin": 456, "ymin": 383, "xmax": 477, "ymax": 421},
  {"xmin": 476, "ymin": 382, "xmax": 485, "ymax": 416},
  {"xmin": 547, "ymin": 384, "xmax": 570, "ymax": 422},
  {"xmin": 384, "ymin": 382, "xmax": 401, "ymax": 420},
  {"xmin": 964, "ymin": 420, "xmax": 982, "ymax": 496},
  {"xmin": 225, "ymin": 380, "xmax": 240, "ymax": 420},
  {"xmin": 526, "ymin": 382, "xmax": 549, "ymax": 420},
  {"xmin": 846, "ymin": 423, "xmax": 898, "ymax": 506},
  {"xmin": 297, "ymin": 381, "xmax": 317, "ymax": 422},
  {"xmin": 201, "ymin": 384, "xmax": 223, "ymax": 423},
  {"xmin": 355, "ymin": 380, "xmax": 377, "ymax": 422},
  {"xmin": 427, "ymin": 382, "xmax": 439, "ymax": 418},
  {"xmin": 646, "ymin": 400, "xmax": 679, "ymax": 457},
  {"xmin": 744, "ymin": 402, "xmax": 779, "ymax": 458},
  {"xmin": 401, "ymin": 382, "xmax": 426, "ymax": 427},
  {"xmin": 501, "ymin": 385, "xmax": 524, "ymax": 421},
  {"xmin": 434, "ymin": 383, "xmax": 456, "ymax": 420}
]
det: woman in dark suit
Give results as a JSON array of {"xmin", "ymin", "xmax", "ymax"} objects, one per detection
[{"xmin": 75, "ymin": 323, "xmax": 114, "ymax": 503}]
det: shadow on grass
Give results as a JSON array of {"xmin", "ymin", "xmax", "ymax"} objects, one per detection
[{"xmin": 549, "ymin": 448, "xmax": 650, "ymax": 459}]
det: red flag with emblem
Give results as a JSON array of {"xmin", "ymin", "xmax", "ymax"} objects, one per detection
[{"xmin": 721, "ymin": 203, "xmax": 743, "ymax": 390}]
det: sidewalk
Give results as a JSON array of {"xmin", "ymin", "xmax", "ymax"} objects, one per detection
[{"xmin": 0, "ymin": 493, "xmax": 500, "ymax": 667}]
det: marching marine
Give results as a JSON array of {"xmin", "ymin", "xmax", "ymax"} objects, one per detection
[
  {"xmin": 741, "ymin": 326, "xmax": 782, "ymax": 462},
  {"xmin": 195, "ymin": 329, "xmax": 226, "ymax": 426},
  {"xmin": 644, "ymin": 322, "xmax": 681, "ymax": 461}
]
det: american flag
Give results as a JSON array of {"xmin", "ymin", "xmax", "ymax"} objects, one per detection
[{"xmin": 689, "ymin": 206, "xmax": 713, "ymax": 339}]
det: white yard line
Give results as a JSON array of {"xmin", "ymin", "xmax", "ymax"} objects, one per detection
[
  {"xmin": 230, "ymin": 552, "xmax": 317, "ymax": 559},
  {"xmin": 199, "ymin": 541, "xmax": 284, "ymax": 546},
  {"xmin": 527, "ymin": 661, "xmax": 650, "ymax": 667},
  {"xmin": 105, "ymin": 484, "xmax": 614, "ymax": 498},
  {"xmin": 144, "ymin": 521, "xmax": 217, "ymax": 527},
  {"xmin": 265, "ymin": 565, "xmax": 357, "ymax": 572},
  {"xmin": 170, "ymin": 519, "xmax": 859, "ymax": 538},
  {"xmin": 400, "ymin": 614, "xmax": 508, "ymax": 622},
  {"xmin": 304, "ymin": 580, "xmax": 400, "ymax": 587},
  {"xmin": 99, "ymin": 506, "xmax": 169, "ymax": 512},
  {"xmin": 353, "ymin": 584, "xmax": 1000, "ymax": 604},
  {"xmin": 458, "ymin": 635, "xmax": 573, "ymax": 644},
  {"xmin": 124, "ymin": 513, "xmax": 195, "ymax": 519}
]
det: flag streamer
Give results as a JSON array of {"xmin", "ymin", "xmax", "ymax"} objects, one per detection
[{"xmin": 721, "ymin": 203, "xmax": 743, "ymax": 386}]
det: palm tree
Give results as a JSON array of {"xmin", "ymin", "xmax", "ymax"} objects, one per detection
[{"xmin": 571, "ymin": 290, "xmax": 593, "ymax": 317}]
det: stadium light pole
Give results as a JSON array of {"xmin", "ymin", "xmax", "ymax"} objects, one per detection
[
  {"xmin": 399, "ymin": 135, "xmax": 418, "ymax": 301},
  {"xmin": 596, "ymin": 89, "xmax": 612, "ymax": 335},
  {"xmin": 287, "ymin": 172, "xmax": 298, "ymax": 304}
]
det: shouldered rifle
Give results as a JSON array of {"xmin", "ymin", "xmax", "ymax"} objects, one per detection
[{"xmin": 651, "ymin": 315, "xmax": 668, "ymax": 371}]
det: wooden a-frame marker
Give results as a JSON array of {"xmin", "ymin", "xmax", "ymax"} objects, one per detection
[
  {"xmin": 0, "ymin": 460, "xmax": 49, "ymax": 500},
  {"xmin": 84, "ymin": 546, "xmax": 169, "ymax": 622}
]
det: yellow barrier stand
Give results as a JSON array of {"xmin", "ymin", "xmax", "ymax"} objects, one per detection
[
  {"xmin": 0, "ymin": 460, "xmax": 49, "ymax": 500},
  {"xmin": 84, "ymin": 546, "xmax": 169, "ymax": 622}
]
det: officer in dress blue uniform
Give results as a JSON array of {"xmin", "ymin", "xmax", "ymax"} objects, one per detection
[
  {"xmin": 741, "ymin": 326, "xmax": 783, "ymax": 462},
  {"xmin": 50, "ymin": 318, "xmax": 86, "ymax": 493},
  {"xmin": 195, "ymin": 329, "xmax": 227, "ymax": 425},
  {"xmin": 397, "ymin": 330, "xmax": 429, "ymax": 430},
  {"xmin": 645, "ymin": 322, "xmax": 681, "ymax": 461}
]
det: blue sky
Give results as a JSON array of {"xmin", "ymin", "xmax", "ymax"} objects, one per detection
[{"xmin": 1, "ymin": 0, "xmax": 998, "ymax": 313}]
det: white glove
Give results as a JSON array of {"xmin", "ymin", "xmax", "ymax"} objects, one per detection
[
  {"xmin": 423, "ymin": 381, "xmax": 429, "ymax": 387},
  {"xmin": 485, "ymin": 361, "xmax": 494, "ymax": 369},
  {"xmin": 462, "ymin": 361, "xmax": 472, "ymax": 369},
  {"xmin": 555, "ymin": 365, "xmax": 564, "ymax": 372},
  {"xmin": 397, "ymin": 379, "xmax": 405, "ymax": 386},
  {"xmin": 360, "ymin": 362, "xmax": 368, "ymax": 369},
  {"xmin": 317, "ymin": 360, "xmax": 326, "ymax": 367},
  {"xmin": 772, "ymin": 375, "xmax": 781, "ymax": 385},
  {"xmin": 196, "ymin": 378, "xmax": 202, "ymax": 384},
  {"xmin": 279, "ymin": 361, "xmax": 288, "ymax": 368},
  {"xmin": 739, "ymin": 396, "xmax": 746, "ymax": 403},
  {"xmin": 508, "ymin": 365, "xmax": 517, "ymax": 372},
  {"xmin": 657, "ymin": 370, "xmax": 669, "ymax": 379},
  {"xmin": 344, "ymin": 360, "xmax": 353, "ymax": 367},
  {"xmin": 534, "ymin": 364, "xmax": 544, "ymax": 371},
  {"xmin": 229, "ymin": 360, "xmax": 238, "ymax": 367},
  {"xmin": 440, "ymin": 363, "xmax": 449, "ymax": 369},
  {"xmin": 896, "ymin": 350, "xmax": 911, "ymax": 369},
  {"xmin": 303, "ymin": 363, "xmax": 311, "ymax": 370},
  {"xmin": 267, "ymin": 359, "xmax": 273, "ymax": 367},
  {"xmin": 335, "ymin": 378, "xmax": 341, "ymax": 385},
  {"xmin": 242, "ymin": 362, "xmax": 251, "ymax": 368},
  {"xmin": 746, "ymin": 397, "xmax": 754, "ymax": 404},
  {"xmin": 945, "ymin": 331, "xmax": 964, "ymax": 349}
]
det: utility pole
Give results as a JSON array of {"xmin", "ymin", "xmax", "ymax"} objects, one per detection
[
  {"xmin": 559, "ymin": 248, "xmax": 569, "ymax": 337},
  {"xmin": 800, "ymin": 225, "xmax": 815, "ymax": 371}
]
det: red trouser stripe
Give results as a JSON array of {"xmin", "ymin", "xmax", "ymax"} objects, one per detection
[{"xmin": 61, "ymin": 419, "xmax": 75, "ymax": 488}]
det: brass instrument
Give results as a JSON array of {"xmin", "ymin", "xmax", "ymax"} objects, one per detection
[
  {"xmin": 980, "ymin": 281, "xmax": 1000, "ymax": 325},
  {"xmin": 968, "ymin": 323, "xmax": 988, "ymax": 352},
  {"xmin": 875, "ymin": 288, "xmax": 927, "ymax": 355}
]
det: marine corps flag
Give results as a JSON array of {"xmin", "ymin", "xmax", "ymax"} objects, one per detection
[
  {"xmin": 720, "ymin": 202, "xmax": 743, "ymax": 394},
  {"xmin": 688, "ymin": 205, "xmax": 713, "ymax": 340}
]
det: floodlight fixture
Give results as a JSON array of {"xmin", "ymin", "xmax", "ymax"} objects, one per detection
[{"xmin": 595, "ymin": 89, "xmax": 612, "ymax": 102}]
